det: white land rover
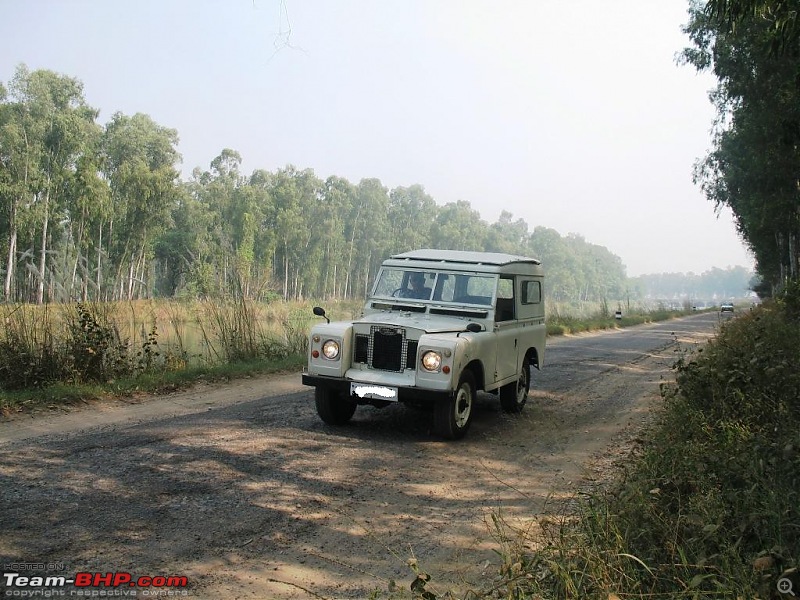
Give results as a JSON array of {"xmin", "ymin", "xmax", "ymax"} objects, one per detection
[{"xmin": 301, "ymin": 249, "xmax": 546, "ymax": 439}]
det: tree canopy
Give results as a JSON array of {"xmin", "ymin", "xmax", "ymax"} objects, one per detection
[
  {"xmin": 1, "ymin": 63, "xmax": 738, "ymax": 306},
  {"xmin": 683, "ymin": 0, "xmax": 800, "ymax": 291}
]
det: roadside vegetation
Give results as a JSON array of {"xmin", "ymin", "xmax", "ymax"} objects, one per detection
[
  {"xmin": 0, "ymin": 298, "xmax": 694, "ymax": 414},
  {"xmin": 1, "ymin": 65, "xmax": 750, "ymax": 313},
  {"xmin": 0, "ymin": 298, "xmax": 319, "ymax": 413},
  {"xmin": 463, "ymin": 290, "xmax": 798, "ymax": 600}
]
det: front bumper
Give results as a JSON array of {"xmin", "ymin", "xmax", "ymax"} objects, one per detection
[{"xmin": 301, "ymin": 373, "xmax": 455, "ymax": 403}]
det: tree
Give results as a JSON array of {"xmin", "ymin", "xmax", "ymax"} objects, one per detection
[
  {"xmin": 485, "ymin": 211, "xmax": 529, "ymax": 255},
  {"xmin": 101, "ymin": 112, "xmax": 181, "ymax": 300},
  {"xmin": 348, "ymin": 178, "xmax": 390, "ymax": 298},
  {"xmin": 431, "ymin": 200, "xmax": 487, "ymax": 251},
  {"xmin": 704, "ymin": 0, "xmax": 800, "ymax": 53},
  {"xmin": 0, "ymin": 65, "xmax": 99, "ymax": 303},
  {"xmin": 683, "ymin": 0, "xmax": 800, "ymax": 289}
]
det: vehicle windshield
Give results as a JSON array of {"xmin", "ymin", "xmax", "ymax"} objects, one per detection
[{"xmin": 372, "ymin": 268, "xmax": 497, "ymax": 306}]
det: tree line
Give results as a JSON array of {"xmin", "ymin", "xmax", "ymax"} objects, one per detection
[
  {"xmin": 0, "ymin": 64, "xmax": 637, "ymax": 305},
  {"xmin": 1, "ymin": 63, "xmax": 746, "ymax": 307},
  {"xmin": 683, "ymin": 0, "xmax": 800, "ymax": 294},
  {"xmin": 631, "ymin": 265, "xmax": 754, "ymax": 301}
]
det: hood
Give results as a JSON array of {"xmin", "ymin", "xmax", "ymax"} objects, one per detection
[{"xmin": 356, "ymin": 311, "xmax": 475, "ymax": 334}]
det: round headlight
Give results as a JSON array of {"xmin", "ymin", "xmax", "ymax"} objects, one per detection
[
  {"xmin": 421, "ymin": 350, "xmax": 442, "ymax": 372},
  {"xmin": 322, "ymin": 339, "xmax": 340, "ymax": 359}
]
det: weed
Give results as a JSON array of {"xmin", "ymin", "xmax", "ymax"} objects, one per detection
[{"xmin": 479, "ymin": 300, "xmax": 800, "ymax": 599}]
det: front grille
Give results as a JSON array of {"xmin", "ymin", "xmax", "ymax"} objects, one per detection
[
  {"xmin": 354, "ymin": 334, "xmax": 369, "ymax": 363},
  {"xmin": 406, "ymin": 340, "xmax": 418, "ymax": 371},
  {"xmin": 372, "ymin": 327, "xmax": 404, "ymax": 371},
  {"xmin": 352, "ymin": 326, "xmax": 416, "ymax": 372}
]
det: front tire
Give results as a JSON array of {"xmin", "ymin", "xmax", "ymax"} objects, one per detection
[
  {"xmin": 500, "ymin": 357, "xmax": 530, "ymax": 413},
  {"xmin": 434, "ymin": 371, "xmax": 476, "ymax": 440},
  {"xmin": 315, "ymin": 386, "xmax": 356, "ymax": 425}
]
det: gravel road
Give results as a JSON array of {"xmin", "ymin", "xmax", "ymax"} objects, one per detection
[{"xmin": 0, "ymin": 313, "xmax": 719, "ymax": 599}]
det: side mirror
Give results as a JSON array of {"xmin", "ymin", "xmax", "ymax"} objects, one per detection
[
  {"xmin": 465, "ymin": 322, "xmax": 482, "ymax": 333},
  {"xmin": 313, "ymin": 306, "xmax": 329, "ymax": 323}
]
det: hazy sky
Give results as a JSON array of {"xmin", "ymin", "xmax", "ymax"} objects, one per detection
[{"xmin": 1, "ymin": 0, "xmax": 755, "ymax": 277}]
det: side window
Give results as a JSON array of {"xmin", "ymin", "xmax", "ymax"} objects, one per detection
[
  {"xmin": 495, "ymin": 277, "xmax": 515, "ymax": 322},
  {"xmin": 522, "ymin": 280, "xmax": 541, "ymax": 305},
  {"xmin": 497, "ymin": 278, "xmax": 514, "ymax": 299}
]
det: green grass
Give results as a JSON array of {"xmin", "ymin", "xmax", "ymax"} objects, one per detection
[
  {"xmin": 1, "ymin": 353, "xmax": 307, "ymax": 414},
  {"xmin": 0, "ymin": 299, "xmax": 690, "ymax": 414},
  {"xmin": 481, "ymin": 298, "xmax": 800, "ymax": 600},
  {"xmin": 546, "ymin": 307, "xmax": 691, "ymax": 336},
  {"xmin": 0, "ymin": 298, "xmax": 313, "ymax": 413}
]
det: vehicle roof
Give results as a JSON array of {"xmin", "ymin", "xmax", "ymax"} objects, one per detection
[
  {"xmin": 384, "ymin": 249, "xmax": 543, "ymax": 275},
  {"xmin": 390, "ymin": 249, "xmax": 540, "ymax": 265}
]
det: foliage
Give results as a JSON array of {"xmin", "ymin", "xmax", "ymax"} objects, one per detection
[
  {"xmin": 1, "ymin": 64, "xmax": 648, "ymax": 308},
  {"xmin": 67, "ymin": 303, "xmax": 130, "ymax": 382},
  {"xmin": 546, "ymin": 305, "xmax": 691, "ymax": 336},
  {"xmin": 682, "ymin": 0, "xmax": 800, "ymax": 289},
  {"xmin": 0, "ymin": 305, "xmax": 65, "ymax": 389},
  {"xmin": 0, "ymin": 297, "xmax": 316, "ymax": 407},
  {"xmin": 631, "ymin": 265, "xmax": 753, "ymax": 301},
  {"xmin": 479, "ymin": 301, "xmax": 800, "ymax": 599}
]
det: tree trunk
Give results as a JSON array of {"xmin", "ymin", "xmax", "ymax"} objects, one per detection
[
  {"xmin": 71, "ymin": 208, "xmax": 87, "ymax": 301},
  {"xmin": 4, "ymin": 202, "xmax": 17, "ymax": 301},
  {"xmin": 96, "ymin": 222, "xmax": 103, "ymax": 301},
  {"xmin": 36, "ymin": 190, "xmax": 50, "ymax": 305},
  {"xmin": 283, "ymin": 248, "xmax": 289, "ymax": 301}
]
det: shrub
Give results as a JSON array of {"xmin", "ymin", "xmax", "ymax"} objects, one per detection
[
  {"xmin": 491, "ymin": 301, "xmax": 800, "ymax": 599},
  {"xmin": 0, "ymin": 305, "xmax": 66, "ymax": 389}
]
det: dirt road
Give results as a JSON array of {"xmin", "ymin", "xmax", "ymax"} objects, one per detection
[{"xmin": 0, "ymin": 313, "xmax": 719, "ymax": 599}]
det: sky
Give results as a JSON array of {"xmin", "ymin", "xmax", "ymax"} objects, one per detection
[{"xmin": 0, "ymin": 0, "xmax": 755, "ymax": 277}]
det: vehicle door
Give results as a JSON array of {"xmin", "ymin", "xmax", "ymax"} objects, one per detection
[{"xmin": 494, "ymin": 276, "xmax": 518, "ymax": 385}]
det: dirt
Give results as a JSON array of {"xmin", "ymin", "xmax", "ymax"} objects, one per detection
[{"xmin": 0, "ymin": 314, "xmax": 718, "ymax": 599}]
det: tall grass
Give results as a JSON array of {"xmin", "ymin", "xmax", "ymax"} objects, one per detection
[
  {"xmin": 484, "ymin": 297, "xmax": 800, "ymax": 599},
  {"xmin": 0, "ymin": 298, "xmax": 331, "ymax": 409},
  {"xmin": 547, "ymin": 302, "xmax": 692, "ymax": 336},
  {"xmin": 1, "ymin": 297, "xmax": 698, "ymax": 410}
]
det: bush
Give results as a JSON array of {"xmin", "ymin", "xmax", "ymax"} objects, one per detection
[
  {"xmin": 0, "ymin": 305, "xmax": 66, "ymax": 389},
  {"xmin": 68, "ymin": 303, "xmax": 131, "ymax": 383},
  {"xmin": 491, "ymin": 301, "xmax": 800, "ymax": 599}
]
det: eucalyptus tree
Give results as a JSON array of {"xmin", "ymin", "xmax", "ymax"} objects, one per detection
[
  {"xmin": 271, "ymin": 166, "xmax": 324, "ymax": 300},
  {"xmin": 683, "ymin": 0, "xmax": 800, "ymax": 288},
  {"xmin": 153, "ymin": 183, "xmax": 207, "ymax": 297},
  {"xmin": 704, "ymin": 0, "xmax": 800, "ymax": 53},
  {"xmin": 485, "ymin": 210, "xmax": 529, "ymax": 255},
  {"xmin": 347, "ymin": 178, "xmax": 390, "ymax": 298},
  {"xmin": 431, "ymin": 200, "xmax": 488, "ymax": 251},
  {"xmin": 0, "ymin": 65, "xmax": 99, "ymax": 303},
  {"xmin": 317, "ymin": 176, "xmax": 355, "ymax": 298},
  {"xmin": 193, "ymin": 149, "xmax": 251, "ymax": 295},
  {"xmin": 527, "ymin": 227, "xmax": 580, "ymax": 302},
  {"xmin": 0, "ymin": 78, "xmax": 36, "ymax": 301},
  {"xmin": 242, "ymin": 168, "xmax": 277, "ymax": 299},
  {"xmin": 387, "ymin": 184, "xmax": 437, "ymax": 254},
  {"xmin": 101, "ymin": 112, "xmax": 181, "ymax": 300},
  {"xmin": 67, "ymin": 152, "xmax": 110, "ymax": 300}
]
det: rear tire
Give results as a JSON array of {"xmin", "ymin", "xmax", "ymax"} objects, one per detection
[
  {"xmin": 434, "ymin": 371, "xmax": 475, "ymax": 440},
  {"xmin": 315, "ymin": 386, "xmax": 356, "ymax": 425},
  {"xmin": 500, "ymin": 357, "xmax": 530, "ymax": 413}
]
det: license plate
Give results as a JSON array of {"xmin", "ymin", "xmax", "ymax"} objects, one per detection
[{"xmin": 350, "ymin": 383, "xmax": 399, "ymax": 402}]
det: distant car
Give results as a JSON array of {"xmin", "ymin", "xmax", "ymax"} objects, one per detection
[{"xmin": 719, "ymin": 303, "xmax": 735, "ymax": 319}]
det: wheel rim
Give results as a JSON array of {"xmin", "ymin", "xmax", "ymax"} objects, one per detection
[
  {"xmin": 516, "ymin": 366, "xmax": 529, "ymax": 404},
  {"xmin": 454, "ymin": 383, "xmax": 473, "ymax": 428}
]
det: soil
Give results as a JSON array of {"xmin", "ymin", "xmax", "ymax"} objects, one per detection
[{"xmin": 0, "ymin": 313, "xmax": 718, "ymax": 599}]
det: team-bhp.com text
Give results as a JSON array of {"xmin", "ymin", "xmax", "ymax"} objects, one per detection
[{"xmin": 3, "ymin": 572, "xmax": 189, "ymax": 597}]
